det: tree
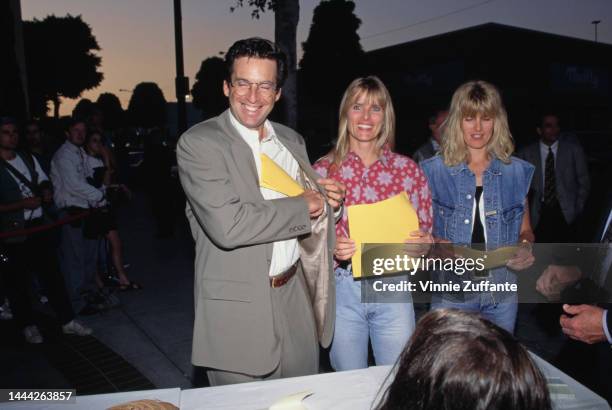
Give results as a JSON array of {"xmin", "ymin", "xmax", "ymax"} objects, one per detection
[
  {"xmin": 230, "ymin": 0, "xmax": 299, "ymax": 129},
  {"xmin": 1, "ymin": 1, "xmax": 28, "ymax": 121},
  {"xmin": 23, "ymin": 14, "xmax": 103, "ymax": 118},
  {"xmin": 127, "ymin": 82, "xmax": 167, "ymax": 129},
  {"xmin": 299, "ymin": 0, "xmax": 366, "ymax": 156},
  {"xmin": 191, "ymin": 57, "xmax": 227, "ymax": 120},
  {"xmin": 96, "ymin": 92, "xmax": 124, "ymax": 130},
  {"xmin": 72, "ymin": 98, "xmax": 94, "ymax": 122},
  {"xmin": 300, "ymin": 0, "xmax": 365, "ymax": 108}
]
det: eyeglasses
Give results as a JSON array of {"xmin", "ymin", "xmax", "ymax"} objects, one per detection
[{"xmin": 230, "ymin": 79, "xmax": 277, "ymax": 97}]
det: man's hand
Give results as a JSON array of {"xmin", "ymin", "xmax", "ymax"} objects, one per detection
[
  {"xmin": 404, "ymin": 230, "xmax": 433, "ymax": 258},
  {"xmin": 334, "ymin": 236, "xmax": 356, "ymax": 261},
  {"xmin": 560, "ymin": 304, "xmax": 606, "ymax": 344},
  {"xmin": 316, "ymin": 178, "xmax": 346, "ymax": 211},
  {"xmin": 301, "ymin": 189, "xmax": 324, "ymax": 218},
  {"xmin": 506, "ymin": 242, "xmax": 535, "ymax": 271},
  {"xmin": 22, "ymin": 196, "xmax": 42, "ymax": 210},
  {"xmin": 536, "ymin": 265, "xmax": 582, "ymax": 301}
]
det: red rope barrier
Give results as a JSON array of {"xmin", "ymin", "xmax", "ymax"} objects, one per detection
[{"xmin": 0, "ymin": 210, "xmax": 91, "ymax": 239}]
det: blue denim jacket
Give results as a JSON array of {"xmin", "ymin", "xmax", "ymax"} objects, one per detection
[
  {"xmin": 420, "ymin": 155, "xmax": 534, "ymax": 293},
  {"xmin": 420, "ymin": 155, "xmax": 534, "ymax": 249}
]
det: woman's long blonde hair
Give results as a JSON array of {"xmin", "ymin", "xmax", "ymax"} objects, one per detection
[
  {"xmin": 441, "ymin": 80, "xmax": 514, "ymax": 166},
  {"xmin": 332, "ymin": 76, "xmax": 396, "ymax": 166}
]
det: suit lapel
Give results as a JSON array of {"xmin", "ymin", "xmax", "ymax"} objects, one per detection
[
  {"xmin": 531, "ymin": 143, "xmax": 543, "ymax": 193},
  {"xmin": 555, "ymin": 139, "xmax": 568, "ymax": 183},
  {"xmin": 218, "ymin": 110, "xmax": 261, "ymax": 197},
  {"xmin": 218, "ymin": 110, "xmax": 273, "ymax": 262}
]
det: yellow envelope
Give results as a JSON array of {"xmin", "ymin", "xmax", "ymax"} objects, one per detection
[
  {"xmin": 452, "ymin": 245, "xmax": 520, "ymax": 270},
  {"xmin": 348, "ymin": 192, "xmax": 419, "ymax": 278},
  {"xmin": 260, "ymin": 154, "xmax": 305, "ymax": 197}
]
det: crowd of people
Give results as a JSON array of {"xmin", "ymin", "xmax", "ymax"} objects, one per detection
[
  {"xmin": 177, "ymin": 36, "xmax": 610, "ymax": 408},
  {"xmin": 0, "ymin": 108, "xmax": 142, "ymax": 344},
  {"xmin": 2, "ymin": 34, "xmax": 609, "ymax": 408}
]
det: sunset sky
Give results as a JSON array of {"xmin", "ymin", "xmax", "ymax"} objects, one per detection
[{"xmin": 21, "ymin": 0, "xmax": 612, "ymax": 116}]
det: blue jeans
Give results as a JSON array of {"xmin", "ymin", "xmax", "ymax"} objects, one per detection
[
  {"xmin": 58, "ymin": 215, "xmax": 99, "ymax": 312},
  {"xmin": 430, "ymin": 291, "xmax": 518, "ymax": 334},
  {"xmin": 330, "ymin": 267, "xmax": 415, "ymax": 371}
]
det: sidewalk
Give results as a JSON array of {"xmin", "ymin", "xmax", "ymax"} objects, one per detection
[
  {"xmin": 78, "ymin": 192, "xmax": 195, "ymax": 389},
  {"xmin": 1, "ymin": 192, "xmax": 196, "ymax": 393}
]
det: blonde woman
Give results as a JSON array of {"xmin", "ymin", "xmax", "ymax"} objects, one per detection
[
  {"xmin": 314, "ymin": 76, "xmax": 433, "ymax": 370},
  {"xmin": 420, "ymin": 80, "xmax": 535, "ymax": 333}
]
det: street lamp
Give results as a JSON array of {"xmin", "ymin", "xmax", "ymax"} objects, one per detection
[{"xmin": 591, "ymin": 20, "xmax": 601, "ymax": 42}]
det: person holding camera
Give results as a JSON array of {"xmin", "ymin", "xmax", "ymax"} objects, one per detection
[
  {"xmin": 0, "ymin": 117, "xmax": 92, "ymax": 343},
  {"xmin": 84, "ymin": 130, "xmax": 140, "ymax": 291}
]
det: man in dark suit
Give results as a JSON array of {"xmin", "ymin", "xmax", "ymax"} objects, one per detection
[
  {"xmin": 557, "ymin": 195, "xmax": 612, "ymax": 401},
  {"xmin": 517, "ymin": 113, "xmax": 590, "ymax": 243}
]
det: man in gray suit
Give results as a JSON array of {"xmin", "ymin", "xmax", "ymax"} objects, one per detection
[
  {"xmin": 517, "ymin": 113, "xmax": 590, "ymax": 242},
  {"xmin": 177, "ymin": 38, "xmax": 345, "ymax": 386}
]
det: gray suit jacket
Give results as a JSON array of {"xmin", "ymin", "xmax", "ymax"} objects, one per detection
[
  {"xmin": 177, "ymin": 110, "xmax": 335, "ymax": 375},
  {"xmin": 517, "ymin": 135, "xmax": 590, "ymax": 227}
]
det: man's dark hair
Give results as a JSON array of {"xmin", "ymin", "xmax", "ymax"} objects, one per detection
[
  {"xmin": 225, "ymin": 37, "xmax": 287, "ymax": 88},
  {"xmin": 428, "ymin": 108, "xmax": 448, "ymax": 125},
  {"xmin": 376, "ymin": 309, "xmax": 552, "ymax": 410},
  {"xmin": 538, "ymin": 110, "xmax": 560, "ymax": 128},
  {"xmin": 0, "ymin": 117, "xmax": 17, "ymax": 127},
  {"xmin": 64, "ymin": 117, "xmax": 86, "ymax": 132}
]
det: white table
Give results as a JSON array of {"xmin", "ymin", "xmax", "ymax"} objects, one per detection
[
  {"xmin": 180, "ymin": 355, "xmax": 610, "ymax": 410},
  {"xmin": 532, "ymin": 354, "xmax": 609, "ymax": 410},
  {"xmin": 1, "ymin": 387, "xmax": 181, "ymax": 410},
  {"xmin": 180, "ymin": 366, "xmax": 389, "ymax": 410},
  {"xmin": 3, "ymin": 354, "xmax": 608, "ymax": 410}
]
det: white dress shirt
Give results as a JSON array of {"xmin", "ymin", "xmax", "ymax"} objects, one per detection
[
  {"xmin": 539, "ymin": 140, "xmax": 559, "ymax": 191},
  {"xmin": 6, "ymin": 154, "xmax": 48, "ymax": 220},
  {"xmin": 50, "ymin": 141, "xmax": 105, "ymax": 209},
  {"xmin": 229, "ymin": 111, "xmax": 301, "ymax": 277}
]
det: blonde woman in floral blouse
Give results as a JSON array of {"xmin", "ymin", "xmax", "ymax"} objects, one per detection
[{"xmin": 314, "ymin": 76, "xmax": 433, "ymax": 371}]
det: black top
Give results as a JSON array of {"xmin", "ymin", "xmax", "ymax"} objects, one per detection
[
  {"xmin": 472, "ymin": 186, "xmax": 485, "ymax": 245},
  {"xmin": 87, "ymin": 166, "xmax": 106, "ymax": 189},
  {"xmin": 471, "ymin": 186, "xmax": 489, "ymax": 278}
]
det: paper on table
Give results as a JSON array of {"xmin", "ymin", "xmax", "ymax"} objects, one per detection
[
  {"xmin": 348, "ymin": 192, "xmax": 419, "ymax": 278},
  {"xmin": 269, "ymin": 390, "xmax": 313, "ymax": 410},
  {"xmin": 547, "ymin": 377, "xmax": 575, "ymax": 401},
  {"xmin": 260, "ymin": 154, "xmax": 305, "ymax": 197},
  {"xmin": 452, "ymin": 246, "xmax": 520, "ymax": 270}
]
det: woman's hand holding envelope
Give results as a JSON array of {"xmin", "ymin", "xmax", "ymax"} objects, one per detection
[
  {"xmin": 404, "ymin": 230, "xmax": 434, "ymax": 258},
  {"xmin": 506, "ymin": 241, "xmax": 535, "ymax": 271}
]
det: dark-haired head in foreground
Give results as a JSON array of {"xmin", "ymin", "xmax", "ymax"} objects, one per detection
[{"xmin": 376, "ymin": 309, "xmax": 551, "ymax": 410}]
